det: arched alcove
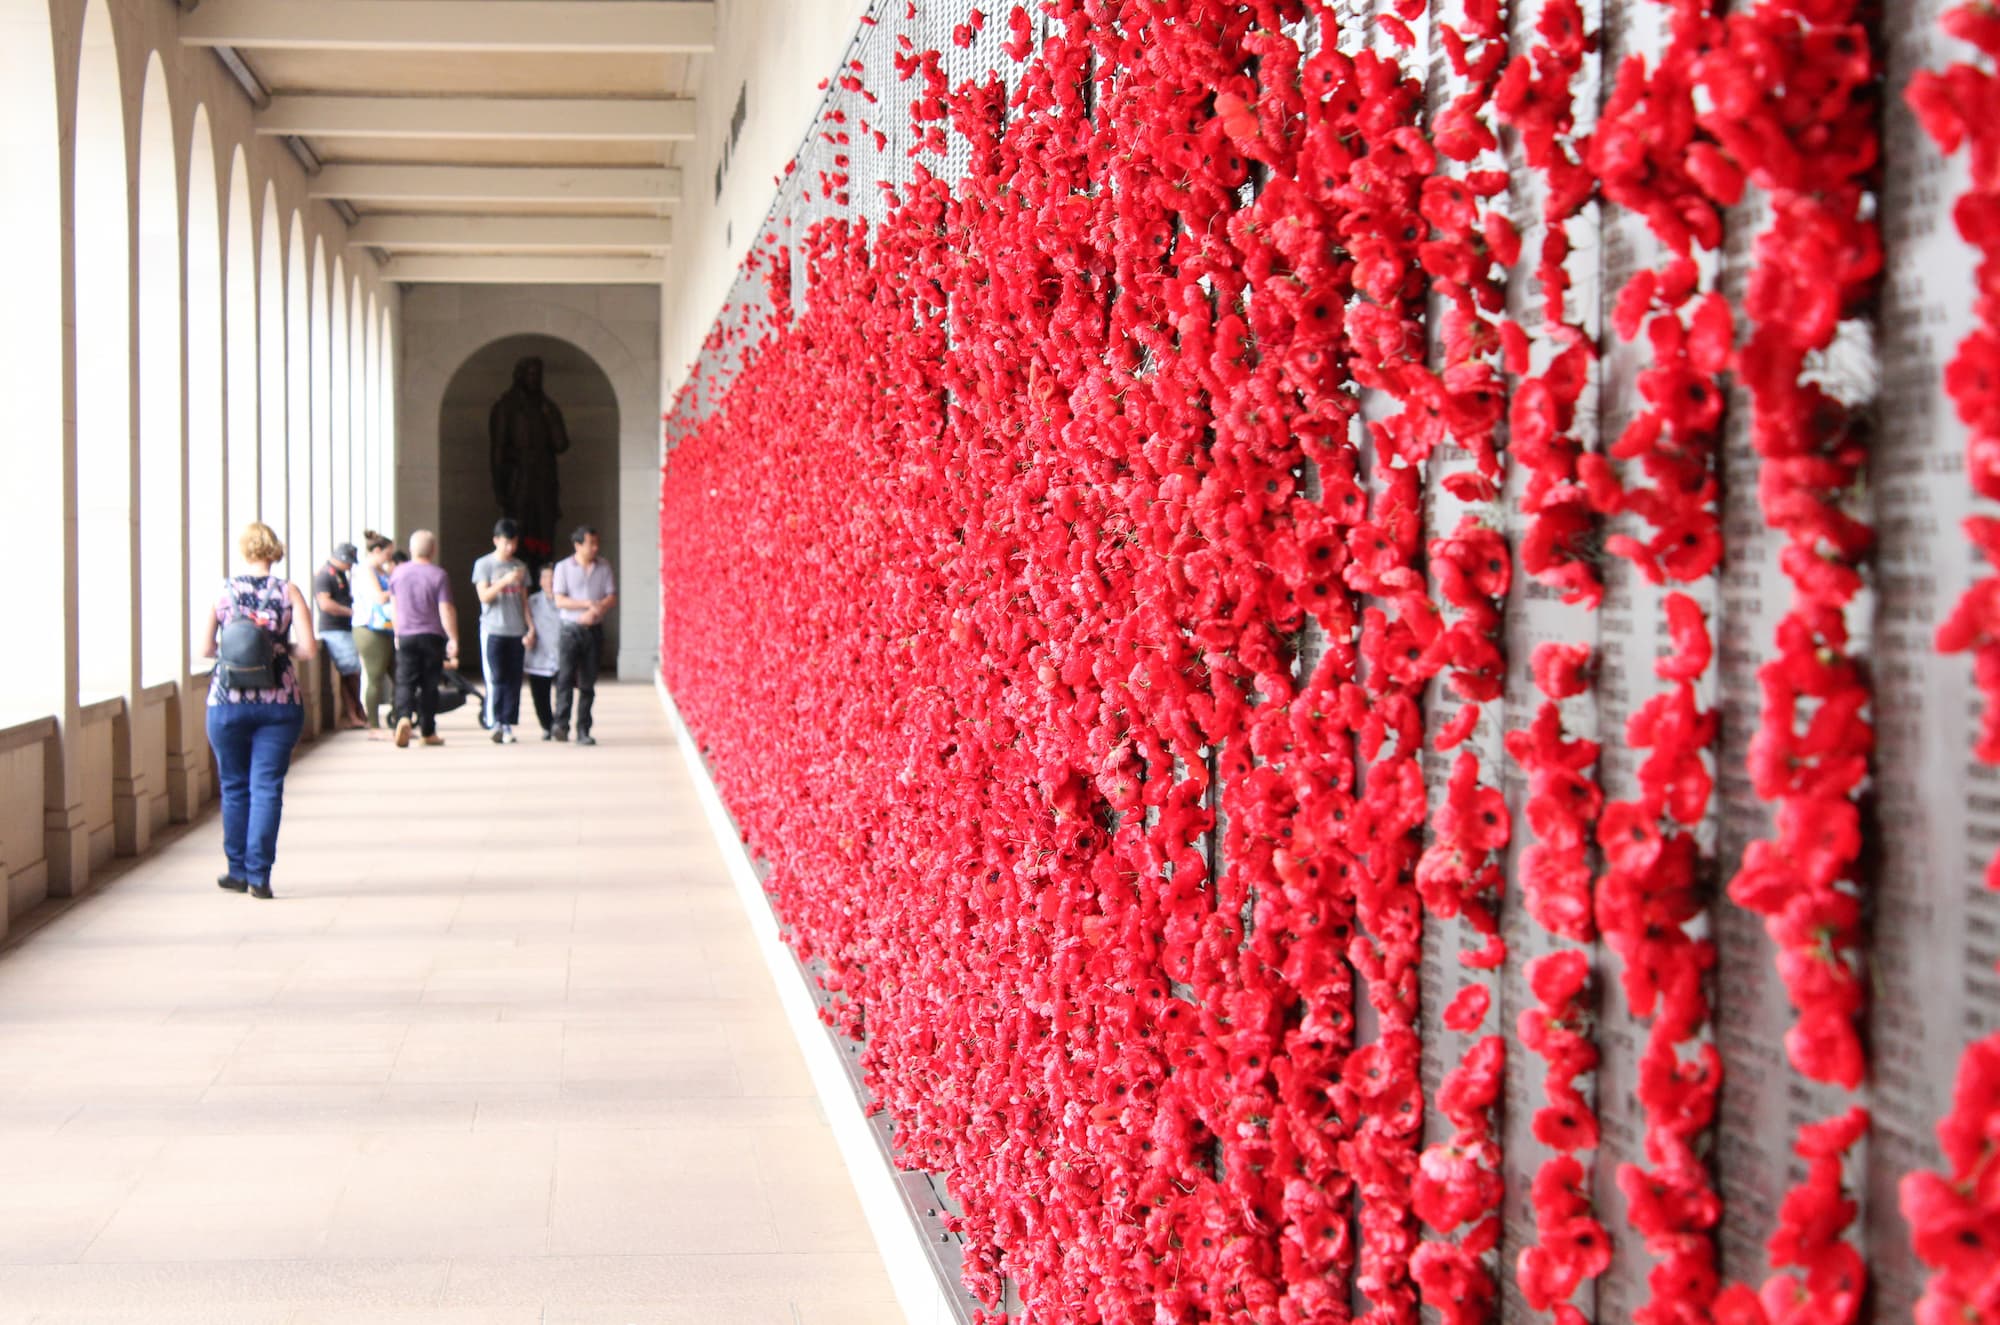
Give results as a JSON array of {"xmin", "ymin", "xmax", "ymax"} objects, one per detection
[
  {"xmin": 74, "ymin": 0, "xmax": 133, "ymax": 698},
  {"xmin": 330, "ymin": 257, "xmax": 349, "ymax": 554},
  {"xmin": 224, "ymin": 152, "xmax": 256, "ymax": 537},
  {"xmin": 258, "ymin": 185, "xmax": 285, "ymax": 525},
  {"xmin": 349, "ymin": 275, "xmax": 366, "ymax": 538},
  {"xmin": 137, "ymin": 56, "xmax": 182, "ymax": 685},
  {"xmin": 437, "ymin": 334, "xmax": 622, "ymax": 668},
  {"xmin": 186, "ymin": 108, "xmax": 224, "ymax": 670},
  {"xmin": 307, "ymin": 235, "xmax": 329, "ymax": 570},
  {"xmin": 362, "ymin": 292, "xmax": 379, "ymax": 534},
  {"xmin": 285, "ymin": 214, "xmax": 308, "ymax": 564},
  {"xmin": 396, "ymin": 290, "xmax": 658, "ymax": 678},
  {"xmin": 0, "ymin": 0, "xmax": 64, "ymax": 715},
  {"xmin": 378, "ymin": 310, "xmax": 397, "ymax": 533}
]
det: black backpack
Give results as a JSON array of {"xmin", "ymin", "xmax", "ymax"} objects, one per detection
[{"xmin": 218, "ymin": 592, "xmax": 280, "ymax": 692}]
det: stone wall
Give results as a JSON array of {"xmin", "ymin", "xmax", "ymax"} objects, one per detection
[{"xmin": 397, "ymin": 284, "xmax": 663, "ymax": 681}]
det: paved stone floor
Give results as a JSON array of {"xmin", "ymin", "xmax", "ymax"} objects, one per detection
[{"xmin": 0, "ymin": 685, "xmax": 896, "ymax": 1325}]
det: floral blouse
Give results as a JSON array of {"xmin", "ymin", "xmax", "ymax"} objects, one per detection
[{"xmin": 208, "ymin": 575, "xmax": 302, "ymax": 707}]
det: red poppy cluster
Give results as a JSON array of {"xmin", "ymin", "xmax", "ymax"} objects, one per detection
[
  {"xmin": 657, "ymin": 1, "xmax": 1984, "ymax": 1322},
  {"xmin": 1905, "ymin": 6, "xmax": 2000, "ymax": 1323}
]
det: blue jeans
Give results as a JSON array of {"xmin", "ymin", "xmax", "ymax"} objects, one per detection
[
  {"xmin": 320, "ymin": 628, "xmax": 361, "ymax": 676},
  {"xmin": 207, "ymin": 702, "xmax": 305, "ymax": 887},
  {"xmin": 485, "ymin": 633, "xmax": 525, "ymax": 727}
]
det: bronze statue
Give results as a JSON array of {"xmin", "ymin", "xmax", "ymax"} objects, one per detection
[{"xmin": 489, "ymin": 356, "xmax": 571, "ymax": 566}]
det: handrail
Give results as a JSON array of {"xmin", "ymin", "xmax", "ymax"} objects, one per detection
[
  {"xmin": 137, "ymin": 680, "xmax": 179, "ymax": 706},
  {"xmin": 0, "ymin": 715, "xmax": 56, "ymax": 755},
  {"xmin": 76, "ymin": 696, "xmax": 126, "ymax": 727}
]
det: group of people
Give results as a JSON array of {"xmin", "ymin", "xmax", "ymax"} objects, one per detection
[
  {"xmin": 203, "ymin": 519, "xmax": 618, "ymax": 898},
  {"xmin": 468, "ymin": 520, "xmax": 617, "ymax": 747}
]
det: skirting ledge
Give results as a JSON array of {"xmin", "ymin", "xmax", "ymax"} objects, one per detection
[{"xmin": 656, "ymin": 678, "xmax": 980, "ymax": 1325}]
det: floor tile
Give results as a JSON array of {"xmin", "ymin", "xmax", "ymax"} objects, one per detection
[{"xmin": 0, "ymin": 690, "xmax": 893, "ymax": 1319}]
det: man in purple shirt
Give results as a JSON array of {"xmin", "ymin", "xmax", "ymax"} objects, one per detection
[
  {"xmin": 550, "ymin": 525, "xmax": 617, "ymax": 746},
  {"xmin": 388, "ymin": 530, "xmax": 462, "ymax": 748}
]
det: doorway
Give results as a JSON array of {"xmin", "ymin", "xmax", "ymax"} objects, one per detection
[{"xmin": 436, "ymin": 334, "xmax": 622, "ymax": 673}]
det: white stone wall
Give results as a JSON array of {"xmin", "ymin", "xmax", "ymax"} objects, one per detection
[
  {"xmin": 397, "ymin": 284, "xmax": 664, "ymax": 681},
  {"xmin": 658, "ymin": 0, "xmax": 873, "ymax": 406}
]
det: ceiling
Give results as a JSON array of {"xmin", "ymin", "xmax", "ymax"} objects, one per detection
[{"xmin": 181, "ymin": 0, "xmax": 717, "ymax": 284}]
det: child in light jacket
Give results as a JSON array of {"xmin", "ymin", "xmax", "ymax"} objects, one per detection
[{"xmin": 523, "ymin": 565, "xmax": 563, "ymax": 739}]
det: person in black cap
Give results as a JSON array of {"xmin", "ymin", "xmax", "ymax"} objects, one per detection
[{"xmin": 314, "ymin": 541, "xmax": 366, "ymax": 730}]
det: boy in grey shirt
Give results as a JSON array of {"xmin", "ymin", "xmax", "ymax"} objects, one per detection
[{"xmin": 471, "ymin": 518, "xmax": 534, "ymax": 744}]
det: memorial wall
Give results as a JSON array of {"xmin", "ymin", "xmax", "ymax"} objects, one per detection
[{"xmin": 659, "ymin": 1, "xmax": 2000, "ymax": 1321}]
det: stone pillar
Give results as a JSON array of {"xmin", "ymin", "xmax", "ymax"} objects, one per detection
[
  {"xmin": 298, "ymin": 655, "xmax": 323, "ymax": 742},
  {"xmin": 164, "ymin": 686, "xmax": 200, "ymax": 823},
  {"xmin": 111, "ymin": 701, "xmax": 150, "ymax": 858},
  {"xmin": 42, "ymin": 733, "xmax": 88, "ymax": 899}
]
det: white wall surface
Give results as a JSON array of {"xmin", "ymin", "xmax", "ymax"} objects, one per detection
[{"xmin": 658, "ymin": 0, "xmax": 873, "ymax": 408}]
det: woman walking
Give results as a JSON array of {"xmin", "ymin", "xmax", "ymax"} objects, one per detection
[
  {"xmin": 352, "ymin": 532, "xmax": 397, "ymax": 732},
  {"xmin": 201, "ymin": 522, "xmax": 318, "ymax": 899}
]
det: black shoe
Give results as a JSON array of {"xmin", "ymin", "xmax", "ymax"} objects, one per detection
[
  {"xmin": 248, "ymin": 883, "xmax": 274, "ymax": 900},
  {"xmin": 541, "ymin": 728, "xmax": 553, "ymax": 742},
  {"xmin": 577, "ymin": 733, "xmax": 597, "ymax": 747},
  {"xmin": 552, "ymin": 728, "xmax": 569, "ymax": 743},
  {"xmin": 491, "ymin": 725, "xmax": 506, "ymax": 744},
  {"xmin": 217, "ymin": 875, "xmax": 248, "ymax": 893}
]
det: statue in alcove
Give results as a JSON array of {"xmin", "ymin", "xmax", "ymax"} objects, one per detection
[{"xmin": 489, "ymin": 355, "xmax": 572, "ymax": 568}]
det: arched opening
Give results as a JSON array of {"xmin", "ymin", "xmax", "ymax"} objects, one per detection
[
  {"xmin": 379, "ymin": 310, "xmax": 397, "ymax": 534},
  {"xmin": 438, "ymin": 333, "xmax": 622, "ymax": 668},
  {"xmin": 258, "ymin": 185, "xmax": 285, "ymax": 525},
  {"xmin": 223, "ymin": 152, "xmax": 256, "ymax": 541},
  {"xmin": 308, "ymin": 235, "xmax": 329, "ymax": 570},
  {"xmin": 349, "ymin": 275, "xmax": 366, "ymax": 538},
  {"xmin": 0, "ymin": 0, "xmax": 65, "ymax": 717},
  {"xmin": 137, "ymin": 57, "xmax": 182, "ymax": 686},
  {"xmin": 74, "ymin": 0, "xmax": 133, "ymax": 699},
  {"xmin": 285, "ymin": 214, "xmax": 308, "ymax": 565},
  {"xmin": 330, "ymin": 256, "xmax": 349, "ymax": 556},
  {"xmin": 186, "ymin": 109, "xmax": 224, "ymax": 672},
  {"xmin": 362, "ymin": 292, "xmax": 379, "ymax": 535}
]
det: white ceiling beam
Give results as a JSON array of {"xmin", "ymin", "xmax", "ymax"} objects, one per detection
[
  {"xmin": 312, "ymin": 164, "xmax": 683, "ymax": 206},
  {"xmin": 351, "ymin": 215, "xmax": 673, "ymax": 253},
  {"xmin": 181, "ymin": 1, "xmax": 717, "ymax": 54},
  {"xmin": 379, "ymin": 255, "xmax": 666, "ymax": 285},
  {"xmin": 259, "ymin": 96, "xmax": 698, "ymax": 142}
]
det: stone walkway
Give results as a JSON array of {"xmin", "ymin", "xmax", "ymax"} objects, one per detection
[{"xmin": 0, "ymin": 686, "xmax": 895, "ymax": 1325}]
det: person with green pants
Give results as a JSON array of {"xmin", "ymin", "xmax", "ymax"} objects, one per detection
[{"xmin": 352, "ymin": 533, "xmax": 398, "ymax": 732}]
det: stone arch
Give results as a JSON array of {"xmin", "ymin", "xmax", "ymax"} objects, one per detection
[
  {"xmin": 223, "ymin": 148, "xmax": 257, "ymax": 537},
  {"xmin": 396, "ymin": 290, "xmax": 659, "ymax": 679},
  {"xmin": 1, "ymin": 0, "xmax": 65, "ymax": 710},
  {"xmin": 186, "ymin": 106, "xmax": 224, "ymax": 670},
  {"xmin": 72, "ymin": 0, "xmax": 133, "ymax": 699},
  {"xmin": 137, "ymin": 53, "xmax": 181, "ymax": 685},
  {"xmin": 284, "ymin": 212, "xmax": 308, "ymax": 561},
  {"xmin": 401, "ymin": 300, "xmax": 648, "ymax": 439},
  {"xmin": 435, "ymin": 334, "xmax": 625, "ymax": 667}
]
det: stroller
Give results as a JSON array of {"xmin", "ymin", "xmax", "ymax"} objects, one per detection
[{"xmin": 436, "ymin": 668, "xmax": 488, "ymax": 727}]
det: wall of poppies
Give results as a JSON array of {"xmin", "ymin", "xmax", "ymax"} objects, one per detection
[{"xmin": 659, "ymin": 2, "xmax": 2000, "ymax": 1322}]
